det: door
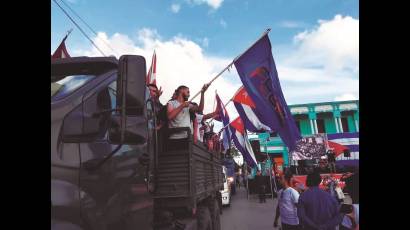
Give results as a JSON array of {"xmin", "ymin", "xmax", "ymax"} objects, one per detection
[{"xmin": 78, "ymin": 78, "xmax": 153, "ymax": 230}]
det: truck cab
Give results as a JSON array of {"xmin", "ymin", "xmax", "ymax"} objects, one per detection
[{"xmin": 51, "ymin": 55, "xmax": 222, "ymax": 230}]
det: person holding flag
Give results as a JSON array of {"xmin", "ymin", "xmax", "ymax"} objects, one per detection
[{"xmin": 166, "ymin": 84, "xmax": 210, "ymax": 150}]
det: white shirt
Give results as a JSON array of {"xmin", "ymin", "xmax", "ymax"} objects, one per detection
[
  {"xmin": 167, "ymin": 100, "xmax": 193, "ymax": 139},
  {"xmin": 278, "ymin": 187, "xmax": 300, "ymax": 225},
  {"xmin": 194, "ymin": 113, "xmax": 204, "ymax": 143}
]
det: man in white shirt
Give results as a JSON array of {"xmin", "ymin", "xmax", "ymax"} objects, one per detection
[
  {"xmin": 166, "ymin": 84, "xmax": 209, "ymax": 150},
  {"xmin": 274, "ymin": 171, "xmax": 301, "ymax": 230}
]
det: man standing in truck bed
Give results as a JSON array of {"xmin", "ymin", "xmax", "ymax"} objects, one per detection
[{"xmin": 166, "ymin": 84, "xmax": 209, "ymax": 151}]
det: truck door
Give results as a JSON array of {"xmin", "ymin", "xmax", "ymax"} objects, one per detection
[{"xmin": 78, "ymin": 78, "xmax": 152, "ymax": 230}]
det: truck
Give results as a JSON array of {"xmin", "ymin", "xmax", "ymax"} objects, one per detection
[{"xmin": 51, "ymin": 55, "xmax": 223, "ymax": 230}]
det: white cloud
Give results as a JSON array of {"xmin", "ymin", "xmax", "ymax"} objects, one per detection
[
  {"xmin": 276, "ymin": 14, "xmax": 359, "ymax": 104},
  {"xmin": 171, "ymin": 4, "xmax": 181, "ymax": 13},
  {"xmin": 186, "ymin": 0, "xmax": 224, "ymax": 9},
  {"xmin": 220, "ymin": 19, "xmax": 227, "ymax": 28},
  {"xmin": 278, "ymin": 20, "xmax": 307, "ymax": 28},
  {"xmin": 334, "ymin": 93, "xmax": 358, "ymax": 102},
  {"xmin": 75, "ymin": 28, "xmax": 240, "ymax": 118},
  {"xmin": 290, "ymin": 15, "xmax": 359, "ymax": 75}
]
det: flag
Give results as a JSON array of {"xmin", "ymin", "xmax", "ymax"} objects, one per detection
[
  {"xmin": 327, "ymin": 132, "xmax": 359, "ymax": 158},
  {"xmin": 229, "ymin": 117, "xmax": 257, "ymax": 167},
  {"xmin": 233, "ymin": 34, "xmax": 301, "ymax": 151},
  {"xmin": 215, "ymin": 93, "xmax": 231, "ymax": 151},
  {"xmin": 327, "ymin": 141, "xmax": 349, "ymax": 158},
  {"xmin": 52, "ymin": 34, "xmax": 71, "ymax": 59},
  {"xmin": 233, "ymin": 86, "xmax": 271, "ymax": 132},
  {"xmin": 146, "ymin": 51, "xmax": 157, "ymax": 85}
]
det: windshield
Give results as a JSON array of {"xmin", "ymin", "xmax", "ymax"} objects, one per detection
[{"xmin": 51, "ymin": 75, "xmax": 95, "ymax": 100}]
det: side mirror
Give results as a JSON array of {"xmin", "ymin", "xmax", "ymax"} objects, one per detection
[
  {"xmin": 110, "ymin": 55, "xmax": 148, "ymax": 145},
  {"xmin": 117, "ymin": 55, "xmax": 146, "ymax": 116}
]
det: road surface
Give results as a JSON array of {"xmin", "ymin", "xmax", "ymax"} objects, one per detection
[{"xmin": 221, "ymin": 186, "xmax": 278, "ymax": 230}]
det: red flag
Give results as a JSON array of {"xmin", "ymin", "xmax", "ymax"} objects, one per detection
[
  {"xmin": 146, "ymin": 51, "xmax": 157, "ymax": 85},
  {"xmin": 328, "ymin": 140, "xmax": 349, "ymax": 157},
  {"xmin": 232, "ymin": 86, "xmax": 256, "ymax": 108},
  {"xmin": 52, "ymin": 35, "xmax": 71, "ymax": 59}
]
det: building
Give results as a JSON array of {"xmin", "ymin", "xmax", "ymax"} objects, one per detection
[{"xmin": 249, "ymin": 100, "xmax": 359, "ymax": 170}]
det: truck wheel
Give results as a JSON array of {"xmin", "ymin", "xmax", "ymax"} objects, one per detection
[
  {"xmin": 197, "ymin": 206, "xmax": 211, "ymax": 230},
  {"xmin": 210, "ymin": 199, "xmax": 221, "ymax": 230}
]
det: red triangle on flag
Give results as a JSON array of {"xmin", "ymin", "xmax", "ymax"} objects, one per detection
[
  {"xmin": 233, "ymin": 86, "xmax": 256, "ymax": 108},
  {"xmin": 230, "ymin": 117, "xmax": 244, "ymax": 135},
  {"xmin": 146, "ymin": 51, "xmax": 157, "ymax": 85},
  {"xmin": 328, "ymin": 141, "xmax": 349, "ymax": 157},
  {"xmin": 52, "ymin": 36, "xmax": 71, "ymax": 59}
]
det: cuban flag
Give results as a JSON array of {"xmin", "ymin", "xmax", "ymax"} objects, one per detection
[
  {"xmin": 52, "ymin": 34, "xmax": 71, "ymax": 59},
  {"xmin": 233, "ymin": 86, "xmax": 271, "ymax": 132},
  {"xmin": 214, "ymin": 93, "xmax": 231, "ymax": 151},
  {"xmin": 234, "ymin": 34, "xmax": 301, "ymax": 151},
  {"xmin": 229, "ymin": 117, "xmax": 257, "ymax": 167},
  {"xmin": 327, "ymin": 132, "xmax": 359, "ymax": 167},
  {"xmin": 146, "ymin": 50, "xmax": 157, "ymax": 85}
]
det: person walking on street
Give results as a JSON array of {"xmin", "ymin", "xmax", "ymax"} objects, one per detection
[
  {"xmin": 297, "ymin": 170, "xmax": 344, "ymax": 230},
  {"xmin": 274, "ymin": 171, "xmax": 301, "ymax": 230},
  {"xmin": 256, "ymin": 170, "xmax": 266, "ymax": 203}
]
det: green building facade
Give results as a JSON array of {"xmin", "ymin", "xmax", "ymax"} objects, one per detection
[{"xmin": 249, "ymin": 100, "xmax": 359, "ymax": 167}]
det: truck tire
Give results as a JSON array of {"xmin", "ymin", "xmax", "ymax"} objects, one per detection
[
  {"xmin": 209, "ymin": 199, "xmax": 221, "ymax": 230},
  {"xmin": 197, "ymin": 206, "xmax": 211, "ymax": 230}
]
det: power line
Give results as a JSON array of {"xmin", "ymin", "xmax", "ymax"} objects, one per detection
[
  {"xmin": 52, "ymin": 0, "xmax": 106, "ymax": 57},
  {"xmin": 59, "ymin": 0, "xmax": 119, "ymax": 56}
]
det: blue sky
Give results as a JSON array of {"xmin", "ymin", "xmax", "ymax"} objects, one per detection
[
  {"xmin": 52, "ymin": 0, "xmax": 358, "ymax": 57},
  {"xmin": 51, "ymin": 0, "xmax": 359, "ymax": 121}
]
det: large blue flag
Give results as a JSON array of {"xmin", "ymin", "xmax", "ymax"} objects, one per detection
[{"xmin": 234, "ymin": 34, "xmax": 301, "ymax": 151}]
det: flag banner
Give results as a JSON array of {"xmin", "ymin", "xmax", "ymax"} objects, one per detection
[
  {"xmin": 327, "ymin": 141, "xmax": 349, "ymax": 158},
  {"xmin": 232, "ymin": 86, "xmax": 271, "ymax": 132},
  {"xmin": 146, "ymin": 51, "xmax": 157, "ymax": 85},
  {"xmin": 291, "ymin": 134, "xmax": 328, "ymax": 160},
  {"xmin": 52, "ymin": 35, "xmax": 71, "ymax": 59},
  {"xmin": 215, "ymin": 93, "xmax": 231, "ymax": 151},
  {"xmin": 229, "ymin": 117, "xmax": 257, "ymax": 168},
  {"xmin": 233, "ymin": 34, "xmax": 301, "ymax": 151}
]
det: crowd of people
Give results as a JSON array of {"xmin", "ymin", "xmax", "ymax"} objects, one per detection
[
  {"xmin": 148, "ymin": 83, "xmax": 359, "ymax": 230},
  {"xmin": 147, "ymin": 83, "xmax": 222, "ymax": 152},
  {"xmin": 272, "ymin": 168, "xmax": 359, "ymax": 230}
]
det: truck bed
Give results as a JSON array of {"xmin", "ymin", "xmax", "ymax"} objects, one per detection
[{"xmin": 154, "ymin": 133, "xmax": 223, "ymax": 210}]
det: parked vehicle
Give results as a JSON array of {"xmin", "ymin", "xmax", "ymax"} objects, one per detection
[{"xmin": 220, "ymin": 166, "xmax": 231, "ymax": 206}]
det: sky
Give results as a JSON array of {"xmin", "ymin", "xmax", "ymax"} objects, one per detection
[{"xmin": 51, "ymin": 0, "xmax": 359, "ymax": 130}]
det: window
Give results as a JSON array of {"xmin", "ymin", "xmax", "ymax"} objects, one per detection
[
  {"xmin": 52, "ymin": 75, "xmax": 96, "ymax": 100},
  {"xmin": 341, "ymin": 117, "xmax": 350, "ymax": 132},
  {"xmin": 317, "ymin": 119, "xmax": 326, "ymax": 133}
]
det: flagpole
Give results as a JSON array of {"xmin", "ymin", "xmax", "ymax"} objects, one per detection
[{"xmin": 189, "ymin": 28, "xmax": 271, "ymax": 102}]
